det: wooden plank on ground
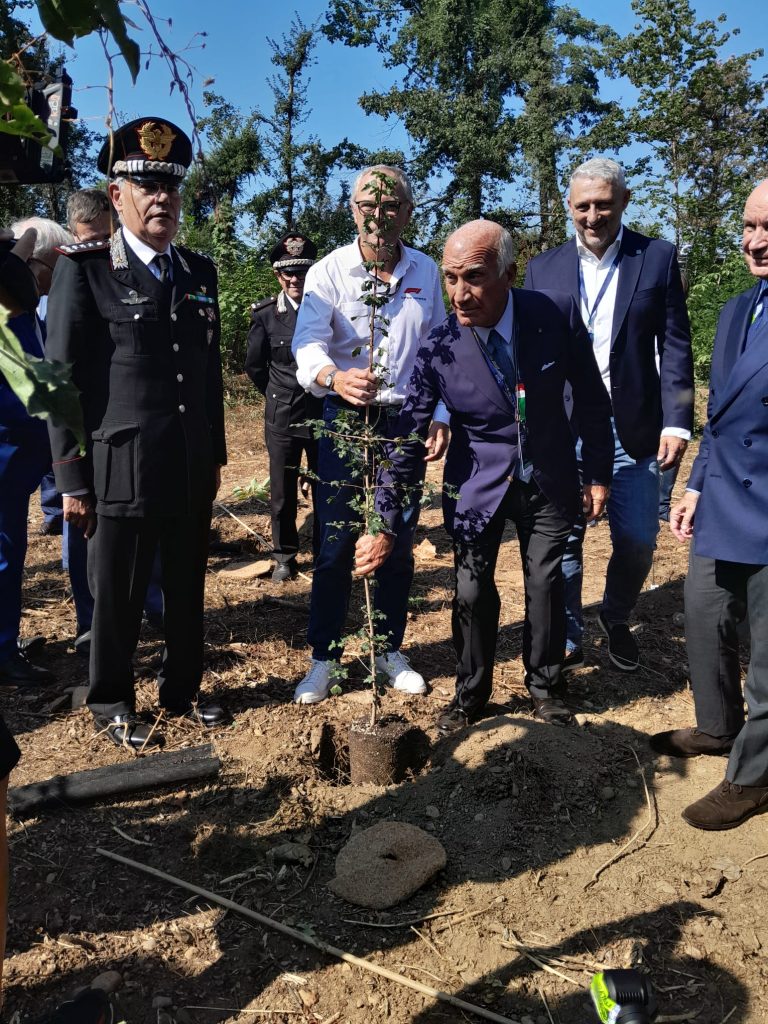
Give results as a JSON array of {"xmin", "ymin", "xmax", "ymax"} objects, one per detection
[{"xmin": 9, "ymin": 744, "xmax": 220, "ymax": 817}]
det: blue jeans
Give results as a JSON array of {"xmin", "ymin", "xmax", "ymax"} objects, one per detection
[
  {"xmin": 0, "ymin": 424, "xmax": 52, "ymax": 660},
  {"xmin": 307, "ymin": 398, "xmax": 424, "ymax": 660},
  {"xmin": 39, "ymin": 469, "xmax": 63, "ymax": 527},
  {"xmin": 563, "ymin": 420, "xmax": 659, "ymax": 650}
]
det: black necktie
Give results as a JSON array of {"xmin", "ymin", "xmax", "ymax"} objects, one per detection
[{"xmin": 153, "ymin": 253, "xmax": 172, "ymax": 285}]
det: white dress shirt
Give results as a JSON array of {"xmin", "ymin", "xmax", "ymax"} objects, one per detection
[
  {"xmin": 576, "ymin": 228, "xmax": 689, "ymax": 442},
  {"xmin": 292, "ymin": 239, "xmax": 448, "ymax": 420}
]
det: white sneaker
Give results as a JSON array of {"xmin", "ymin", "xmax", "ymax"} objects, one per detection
[
  {"xmin": 294, "ymin": 659, "xmax": 337, "ymax": 704},
  {"xmin": 375, "ymin": 650, "xmax": 427, "ymax": 694}
]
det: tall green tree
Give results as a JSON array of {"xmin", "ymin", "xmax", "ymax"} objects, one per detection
[
  {"xmin": 606, "ymin": 0, "xmax": 768, "ymax": 276},
  {"xmin": 516, "ymin": 6, "xmax": 618, "ymax": 251},
  {"xmin": 324, "ymin": 0, "xmax": 537, "ymax": 225}
]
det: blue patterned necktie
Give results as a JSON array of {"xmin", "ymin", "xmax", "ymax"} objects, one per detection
[
  {"xmin": 744, "ymin": 285, "xmax": 768, "ymax": 352},
  {"xmin": 486, "ymin": 328, "xmax": 516, "ymax": 389}
]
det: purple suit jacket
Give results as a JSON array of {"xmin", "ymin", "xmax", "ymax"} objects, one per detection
[{"xmin": 378, "ymin": 288, "xmax": 614, "ymax": 541}]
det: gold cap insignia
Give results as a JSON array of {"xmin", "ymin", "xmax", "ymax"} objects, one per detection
[
  {"xmin": 137, "ymin": 121, "xmax": 176, "ymax": 161},
  {"xmin": 284, "ymin": 237, "xmax": 305, "ymax": 257}
]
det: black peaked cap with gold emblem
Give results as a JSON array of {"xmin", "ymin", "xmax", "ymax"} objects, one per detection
[
  {"xmin": 97, "ymin": 117, "xmax": 193, "ymax": 183},
  {"xmin": 269, "ymin": 232, "xmax": 317, "ymax": 270}
]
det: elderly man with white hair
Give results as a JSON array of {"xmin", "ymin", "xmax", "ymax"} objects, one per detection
[{"xmin": 525, "ymin": 157, "xmax": 693, "ymax": 675}]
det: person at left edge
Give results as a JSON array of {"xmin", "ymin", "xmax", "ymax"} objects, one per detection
[
  {"xmin": 45, "ymin": 117, "xmax": 228, "ymax": 750},
  {"xmin": 245, "ymin": 232, "xmax": 322, "ymax": 581},
  {"xmin": 0, "ymin": 228, "xmax": 57, "ymax": 686}
]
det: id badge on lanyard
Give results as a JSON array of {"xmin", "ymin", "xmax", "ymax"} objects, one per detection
[{"xmin": 579, "ymin": 251, "xmax": 621, "ymax": 343}]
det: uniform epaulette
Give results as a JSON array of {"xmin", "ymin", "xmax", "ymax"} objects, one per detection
[
  {"xmin": 57, "ymin": 239, "xmax": 110, "ymax": 257},
  {"xmin": 181, "ymin": 246, "xmax": 213, "ymax": 262},
  {"xmin": 251, "ymin": 296, "xmax": 277, "ymax": 312}
]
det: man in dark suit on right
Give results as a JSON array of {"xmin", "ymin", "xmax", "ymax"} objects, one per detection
[
  {"xmin": 652, "ymin": 178, "xmax": 768, "ymax": 829},
  {"xmin": 525, "ymin": 157, "xmax": 693, "ymax": 673}
]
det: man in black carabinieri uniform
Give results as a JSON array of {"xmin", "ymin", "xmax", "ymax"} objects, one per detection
[
  {"xmin": 245, "ymin": 233, "xmax": 322, "ymax": 581},
  {"xmin": 45, "ymin": 117, "xmax": 227, "ymax": 750}
]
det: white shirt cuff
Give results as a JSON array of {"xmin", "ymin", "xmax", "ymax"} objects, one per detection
[
  {"xmin": 432, "ymin": 401, "xmax": 450, "ymax": 425},
  {"xmin": 661, "ymin": 427, "xmax": 691, "ymax": 441},
  {"xmin": 63, "ymin": 489, "xmax": 90, "ymax": 497}
]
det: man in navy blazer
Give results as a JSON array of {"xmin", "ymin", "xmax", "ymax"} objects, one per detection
[
  {"xmin": 356, "ymin": 220, "xmax": 613, "ymax": 732},
  {"xmin": 524, "ymin": 158, "xmax": 693, "ymax": 674},
  {"xmin": 653, "ymin": 179, "xmax": 768, "ymax": 830}
]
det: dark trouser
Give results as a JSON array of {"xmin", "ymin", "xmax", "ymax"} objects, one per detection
[
  {"xmin": 685, "ymin": 550, "xmax": 747, "ymax": 741},
  {"xmin": 307, "ymin": 398, "xmax": 423, "ymax": 660},
  {"xmin": 687, "ymin": 557, "xmax": 768, "ymax": 787},
  {"xmin": 658, "ymin": 463, "xmax": 680, "ymax": 522},
  {"xmin": 64, "ymin": 520, "xmax": 164, "ymax": 635},
  {"xmin": 0, "ymin": 426, "xmax": 51, "ymax": 660},
  {"xmin": 265, "ymin": 425, "xmax": 319, "ymax": 563},
  {"xmin": 452, "ymin": 479, "xmax": 574, "ymax": 715},
  {"xmin": 87, "ymin": 508, "xmax": 211, "ymax": 719}
]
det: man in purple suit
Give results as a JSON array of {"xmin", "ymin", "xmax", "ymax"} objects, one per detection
[
  {"xmin": 356, "ymin": 220, "xmax": 613, "ymax": 732},
  {"xmin": 651, "ymin": 179, "xmax": 768, "ymax": 830},
  {"xmin": 525, "ymin": 158, "xmax": 693, "ymax": 674}
]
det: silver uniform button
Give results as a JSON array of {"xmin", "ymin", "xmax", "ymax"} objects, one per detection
[
  {"xmin": 179, "ymin": 404, "xmax": 186, "ymax": 413},
  {"xmin": 177, "ymin": 373, "xmax": 183, "ymax": 382},
  {"xmin": 173, "ymin": 343, "xmax": 179, "ymax": 352},
  {"xmin": 171, "ymin": 312, "xmax": 177, "ymax": 321},
  {"xmin": 133, "ymin": 313, "xmax": 140, "ymax": 320}
]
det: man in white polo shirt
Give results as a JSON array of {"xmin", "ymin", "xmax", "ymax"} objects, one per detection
[{"xmin": 292, "ymin": 165, "xmax": 448, "ymax": 703}]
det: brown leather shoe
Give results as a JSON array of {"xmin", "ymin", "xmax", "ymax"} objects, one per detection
[
  {"xmin": 682, "ymin": 778, "xmax": 768, "ymax": 830},
  {"xmin": 650, "ymin": 728, "xmax": 734, "ymax": 758}
]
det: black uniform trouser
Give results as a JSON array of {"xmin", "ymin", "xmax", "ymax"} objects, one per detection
[
  {"xmin": 87, "ymin": 507, "xmax": 211, "ymax": 718},
  {"xmin": 266, "ymin": 425, "xmax": 319, "ymax": 562},
  {"xmin": 452, "ymin": 479, "xmax": 573, "ymax": 715}
]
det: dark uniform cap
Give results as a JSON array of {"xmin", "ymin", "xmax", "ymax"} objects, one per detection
[
  {"xmin": 269, "ymin": 232, "xmax": 317, "ymax": 271},
  {"xmin": 97, "ymin": 117, "xmax": 193, "ymax": 182}
]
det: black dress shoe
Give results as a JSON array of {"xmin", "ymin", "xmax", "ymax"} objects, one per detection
[
  {"xmin": 650, "ymin": 728, "xmax": 734, "ymax": 758},
  {"xmin": 18, "ymin": 634, "xmax": 47, "ymax": 655},
  {"xmin": 561, "ymin": 647, "xmax": 584, "ymax": 673},
  {"xmin": 0, "ymin": 650, "xmax": 55, "ymax": 686},
  {"xmin": 531, "ymin": 695, "xmax": 573, "ymax": 726},
  {"xmin": 272, "ymin": 559, "xmax": 298, "ymax": 582},
  {"xmin": 38, "ymin": 518, "xmax": 63, "ymax": 536},
  {"xmin": 93, "ymin": 713, "xmax": 163, "ymax": 751},
  {"xmin": 435, "ymin": 704, "xmax": 474, "ymax": 736},
  {"xmin": 74, "ymin": 630, "xmax": 91, "ymax": 658},
  {"xmin": 598, "ymin": 612, "xmax": 640, "ymax": 672},
  {"xmin": 167, "ymin": 702, "xmax": 226, "ymax": 728}
]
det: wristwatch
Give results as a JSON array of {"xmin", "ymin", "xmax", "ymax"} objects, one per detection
[{"xmin": 323, "ymin": 370, "xmax": 337, "ymax": 391}]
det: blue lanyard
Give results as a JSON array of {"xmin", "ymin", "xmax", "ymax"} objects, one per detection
[{"xmin": 578, "ymin": 250, "xmax": 622, "ymax": 339}]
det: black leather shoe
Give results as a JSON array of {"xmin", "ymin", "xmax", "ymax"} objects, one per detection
[
  {"xmin": 531, "ymin": 695, "xmax": 573, "ymax": 726},
  {"xmin": 38, "ymin": 518, "xmax": 63, "ymax": 536},
  {"xmin": 93, "ymin": 713, "xmax": 163, "ymax": 751},
  {"xmin": 18, "ymin": 634, "xmax": 47, "ymax": 656},
  {"xmin": 167, "ymin": 702, "xmax": 227, "ymax": 728},
  {"xmin": 598, "ymin": 612, "xmax": 640, "ymax": 671},
  {"xmin": 436, "ymin": 704, "xmax": 473, "ymax": 736},
  {"xmin": 0, "ymin": 650, "xmax": 55, "ymax": 685},
  {"xmin": 74, "ymin": 630, "xmax": 91, "ymax": 658},
  {"xmin": 561, "ymin": 647, "xmax": 584, "ymax": 672},
  {"xmin": 650, "ymin": 728, "xmax": 734, "ymax": 758},
  {"xmin": 272, "ymin": 560, "xmax": 298, "ymax": 582}
]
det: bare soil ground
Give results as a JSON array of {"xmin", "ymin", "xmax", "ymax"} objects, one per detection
[{"xmin": 4, "ymin": 400, "xmax": 766, "ymax": 1024}]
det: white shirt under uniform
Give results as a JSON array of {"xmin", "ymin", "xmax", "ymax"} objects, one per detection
[
  {"xmin": 292, "ymin": 239, "xmax": 449, "ymax": 420},
  {"xmin": 576, "ymin": 228, "xmax": 689, "ymax": 444}
]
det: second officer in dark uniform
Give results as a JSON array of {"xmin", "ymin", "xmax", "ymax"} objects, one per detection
[
  {"xmin": 46, "ymin": 117, "xmax": 227, "ymax": 749},
  {"xmin": 245, "ymin": 233, "xmax": 321, "ymax": 581}
]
